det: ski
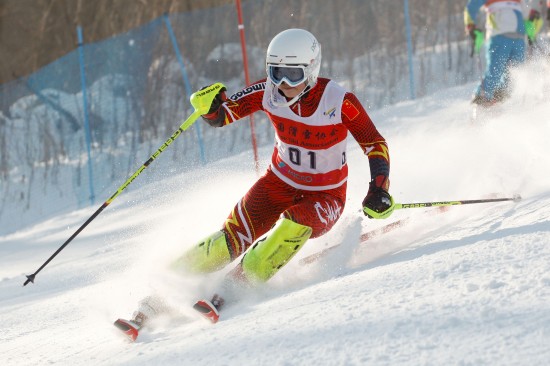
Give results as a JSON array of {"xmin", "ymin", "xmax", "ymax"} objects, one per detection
[
  {"xmin": 193, "ymin": 294, "xmax": 225, "ymax": 324},
  {"xmin": 113, "ymin": 318, "xmax": 142, "ymax": 342},
  {"xmin": 300, "ymin": 206, "xmax": 450, "ymax": 266},
  {"xmin": 299, "ymin": 217, "xmax": 410, "ymax": 265}
]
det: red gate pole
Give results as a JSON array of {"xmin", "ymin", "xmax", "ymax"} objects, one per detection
[{"xmin": 235, "ymin": 0, "xmax": 260, "ymax": 174}]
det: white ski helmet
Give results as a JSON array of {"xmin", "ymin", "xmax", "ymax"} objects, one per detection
[{"xmin": 265, "ymin": 28, "xmax": 321, "ymax": 106}]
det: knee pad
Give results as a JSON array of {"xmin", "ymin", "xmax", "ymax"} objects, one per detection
[
  {"xmin": 173, "ymin": 230, "xmax": 231, "ymax": 273},
  {"xmin": 241, "ymin": 218, "xmax": 312, "ymax": 283}
]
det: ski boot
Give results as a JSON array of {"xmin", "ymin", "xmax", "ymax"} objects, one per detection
[{"xmin": 114, "ymin": 296, "xmax": 166, "ymax": 341}]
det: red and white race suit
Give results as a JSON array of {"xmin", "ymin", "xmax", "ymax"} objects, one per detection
[{"xmin": 213, "ymin": 78, "xmax": 390, "ymax": 259}]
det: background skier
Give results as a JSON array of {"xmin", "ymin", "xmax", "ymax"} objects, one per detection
[{"xmin": 464, "ymin": 0, "xmax": 541, "ymax": 106}]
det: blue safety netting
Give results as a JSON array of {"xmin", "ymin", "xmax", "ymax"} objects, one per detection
[{"xmin": 0, "ymin": 0, "xmax": 478, "ymax": 234}]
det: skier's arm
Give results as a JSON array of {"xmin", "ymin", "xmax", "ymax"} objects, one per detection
[
  {"xmin": 341, "ymin": 93, "xmax": 389, "ymax": 185},
  {"xmin": 464, "ymin": 0, "xmax": 485, "ymax": 31},
  {"xmin": 201, "ymin": 80, "xmax": 265, "ymax": 128},
  {"xmin": 525, "ymin": 9, "xmax": 543, "ymax": 45},
  {"xmin": 341, "ymin": 93, "xmax": 394, "ymax": 219}
]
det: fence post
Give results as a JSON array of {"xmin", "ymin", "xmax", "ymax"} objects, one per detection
[
  {"xmin": 404, "ymin": 0, "xmax": 416, "ymax": 100},
  {"xmin": 76, "ymin": 26, "xmax": 95, "ymax": 205},
  {"xmin": 163, "ymin": 14, "xmax": 206, "ymax": 164}
]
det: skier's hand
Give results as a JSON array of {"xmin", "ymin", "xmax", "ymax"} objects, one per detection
[
  {"xmin": 529, "ymin": 9, "xmax": 541, "ymax": 22},
  {"xmin": 362, "ymin": 176, "xmax": 394, "ymax": 219},
  {"xmin": 467, "ymin": 24, "xmax": 481, "ymax": 41},
  {"xmin": 465, "ymin": 23, "xmax": 476, "ymax": 38},
  {"xmin": 199, "ymin": 84, "xmax": 227, "ymax": 127}
]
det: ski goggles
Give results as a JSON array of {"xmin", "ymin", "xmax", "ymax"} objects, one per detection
[{"xmin": 268, "ymin": 64, "xmax": 307, "ymax": 87}]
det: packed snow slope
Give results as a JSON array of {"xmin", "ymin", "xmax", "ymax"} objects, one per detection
[{"xmin": 1, "ymin": 60, "xmax": 550, "ymax": 366}]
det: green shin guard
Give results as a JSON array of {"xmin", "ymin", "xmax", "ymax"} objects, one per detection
[
  {"xmin": 173, "ymin": 230, "xmax": 231, "ymax": 273},
  {"xmin": 241, "ymin": 218, "xmax": 312, "ymax": 283}
]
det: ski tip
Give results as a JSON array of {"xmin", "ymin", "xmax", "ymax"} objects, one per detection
[
  {"xmin": 23, "ymin": 274, "xmax": 35, "ymax": 286},
  {"xmin": 114, "ymin": 318, "xmax": 140, "ymax": 342},
  {"xmin": 512, "ymin": 194, "xmax": 522, "ymax": 202}
]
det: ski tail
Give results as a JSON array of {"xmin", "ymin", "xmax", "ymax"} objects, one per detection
[
  {"xmin": 300, "ymin": 206, "xmax": 451, "ymax": 266},
  {"xmin": 113, "ymin": 318, "xmax": 141, "ymax": 342},
  {"xmin": 193, "ymin": 299, "xmax": 220, "ymax": 324},
  {"xmin": 193, "ymin": 294, "xmax": 225, "ymax": 324}
]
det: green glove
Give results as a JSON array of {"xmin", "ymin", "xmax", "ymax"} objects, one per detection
[{"xmin": 362, "ymin": 177, "xmax": 395, "ymax": 219}]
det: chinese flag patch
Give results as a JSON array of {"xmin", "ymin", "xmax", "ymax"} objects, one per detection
[{"xmin": 342, "ymin": 99, "xmax": 360, "ymax": 120}]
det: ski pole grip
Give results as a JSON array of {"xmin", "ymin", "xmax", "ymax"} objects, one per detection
[{"xmin": 190, "ymin": 83, "xmax": 226, "ymax": 115}]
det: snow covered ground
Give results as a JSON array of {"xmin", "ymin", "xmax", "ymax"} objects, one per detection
[{"xmin": 1, "ymin": 59, "xmax": 550, "ymax": 365}]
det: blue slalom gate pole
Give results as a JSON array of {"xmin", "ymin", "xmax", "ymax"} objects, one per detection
[{"xmin": 77, "ymin": 26, "xmax": 95, "ymax": 205}]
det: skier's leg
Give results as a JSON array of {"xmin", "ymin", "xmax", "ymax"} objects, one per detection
[
  {"xmin": 240, "ymin": 190, "xmax": 345, "ymax": 283},
  {"xmin": 173, "ymin": 230, "xmax": 232, "ymax": 273},
  {"xmin": 114, "ymin": 295, "xmax": 171, "ymax": 340},
  {"xmin": 506, "ymin": 38, "xmax": 526, "ymax": 88},
  {"xmin": 284, "ymin": 189, "xmax": 345, "ymax": 239},
  {"xmin": 222, "ymin": 169, "xmax": 295, "ymax": 258},
  {"xmin": 174, "ymin": 169, "xmax": 294, "ymax": 274},
  {"xmin": 193, "ymin": 184, "xmax": 345, "ymax": 322},
  {"xmin": 496, "ymin": 37, "xmax": 526, "ymax": 101},
  {"xmin": 481, "ymin": 35, "xmax": 511, "ymax": 101},
  {"xmin": 509, "ymin": 37, "xmax": 526, "ymax": 67},
  {"xmin": 190, "ymin": 171, "xmax": 296, "ymax": 322},
  {"xmin": 240, "ymin": 217, "xmax": 313, "ymax": 282},
  {"xmin": 132, "ymin": 295, "xmax": 171, "ymax": 326}
]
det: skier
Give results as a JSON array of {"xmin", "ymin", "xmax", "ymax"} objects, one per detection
[
  {"xmin": 464, "ymin": 0, "xmax": 537, "ymax": 106},
  {"xmin": 115, "ymin": 28, "xmax": 394, "ymax": 339}
]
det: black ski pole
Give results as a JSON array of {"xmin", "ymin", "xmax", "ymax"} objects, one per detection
[{"xmin": 23, "ymin": 83, "xmax": 225, "ymax": 286}]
